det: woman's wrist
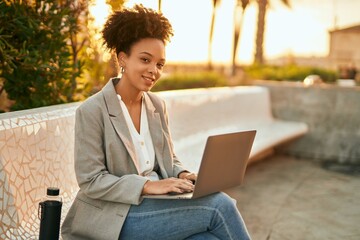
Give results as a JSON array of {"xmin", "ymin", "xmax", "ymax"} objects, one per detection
[{"xmin": 142, "ymin": 180, "xmax": 150, "ymax": 195}]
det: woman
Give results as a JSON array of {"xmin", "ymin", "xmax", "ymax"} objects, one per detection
[{"xmin": 61, "ymin": 4, "xmax": 250, "ymax": 240}]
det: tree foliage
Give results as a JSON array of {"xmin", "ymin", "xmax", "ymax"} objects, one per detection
[
  {"xmin": 0, "ymin": 0, "xmax": 88, "ymax": 111},
  {"xmin": 106, "ymin": 0, "xmax": 126, "ymax": 11}
]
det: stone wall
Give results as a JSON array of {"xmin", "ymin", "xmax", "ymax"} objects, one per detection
[{"xmin": 255, "ymin": 80, "xmax": 360, "ymax": 164}]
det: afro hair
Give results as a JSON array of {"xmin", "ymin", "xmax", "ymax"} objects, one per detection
[{"xmin": 102, "ymin": 4, "xmax": 174, "ymax": 55}]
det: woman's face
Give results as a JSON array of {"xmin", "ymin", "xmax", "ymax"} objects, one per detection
[{"xmin": 119, "ymin": 38, "xmax": 166, "ymax": 92}]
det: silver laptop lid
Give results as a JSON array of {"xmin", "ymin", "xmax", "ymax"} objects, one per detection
[{"xmin": 192, "ymin": 130, "xmax": 256, "ymax": 199}]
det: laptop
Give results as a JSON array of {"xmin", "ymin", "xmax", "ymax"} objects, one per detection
[{"xmin": 143, "ymin": 130, "xmax": 256, "ymax": 200}]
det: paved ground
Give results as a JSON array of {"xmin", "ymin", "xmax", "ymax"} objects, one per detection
[{"xmin": 224, "ymin": 154, "xmax": 360, "ymax": 240}]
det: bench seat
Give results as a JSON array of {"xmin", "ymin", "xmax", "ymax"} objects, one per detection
[{"xmin": 157, "ymin": 86, "xmax": 308, "ymax": 172}]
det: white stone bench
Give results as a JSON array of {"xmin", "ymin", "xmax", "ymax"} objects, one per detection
[
  {"xmin": 157, "ymin": 86, "xmax": 309, "ymax": 172},
  {"xmin": 0, "ymin": 86, "xmax": 308, "ymax": 238}
]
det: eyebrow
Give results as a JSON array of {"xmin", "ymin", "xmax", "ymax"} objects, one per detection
[{"xmin": 140, "ymin": 52, "xmax": 166, "ymax": 62}]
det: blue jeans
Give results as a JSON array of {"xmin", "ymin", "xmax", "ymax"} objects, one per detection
[{"xmin": 119, "ymin": 192, "xmax": 251, "ymax": 240}]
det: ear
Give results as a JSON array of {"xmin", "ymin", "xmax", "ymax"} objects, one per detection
[{"xmin": 118, "ymin": 52, "xmax": 128, "ymax": 66}]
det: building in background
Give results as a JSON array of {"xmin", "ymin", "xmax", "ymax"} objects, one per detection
[{"xmin": 328, "ymin": 24, "xmax": 360, "ymax": 78}]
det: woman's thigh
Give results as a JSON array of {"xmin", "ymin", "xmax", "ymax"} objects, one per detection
[{"xmin": 119, "ymin": 192, "xmax": 250, "ymax": 240}]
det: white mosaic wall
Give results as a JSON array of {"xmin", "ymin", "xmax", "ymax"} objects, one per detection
[{"xmin": 0, "ymin": 103, "xmax": 80, "ymax": 239}]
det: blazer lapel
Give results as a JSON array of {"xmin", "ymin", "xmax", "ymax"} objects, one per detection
[
  {"xmin": 143, "ymin": 93, "xmax": 168, "ymax": 177},
  {"xmin": 102, "ymin": 78, "xmax": 141, "ymax": 174}
]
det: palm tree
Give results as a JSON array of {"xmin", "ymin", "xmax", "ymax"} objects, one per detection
[
  {"xmin": 231, "ymin": 0, "xmax": 250, "ymax": 76},
  {"xmin": 254, "ymin": 0, "xmax": 290, "ymax": 65},
  {"xmin": 158, "ymin": 0, "xmax": 162, "ymax": 12},
  {"xmin": 208, "ymin": 0, "xmax": 221, "ymax": 70}
]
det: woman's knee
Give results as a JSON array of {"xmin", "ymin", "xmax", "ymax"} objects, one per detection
[
  {"xmin": 201, "ymin": 192, "xmax": 239, "ymax": 215},
  {"xmin": 209, "ymin": 192, "xmax": 237, "ymax": 207}
]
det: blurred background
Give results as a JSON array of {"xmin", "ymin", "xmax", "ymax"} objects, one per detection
[{"xmin": 1, "ymin": 0, "xmax": 359, "ymax": 112}]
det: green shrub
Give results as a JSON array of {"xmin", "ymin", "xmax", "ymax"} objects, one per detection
[
  {"xmin": 152, "ymin": 71, "xmax": 228, "ymax": 92},
  {"xmin": 244, "ymin": 64, "xmax": 338, "ymax": 83},
  {"xmin": 0, "ymin": 0, "xmax": 89, "ymax": 111}
]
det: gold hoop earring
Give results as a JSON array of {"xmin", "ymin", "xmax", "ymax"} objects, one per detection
[{"xmin": 120, "ymin": 66, "xmax": 125, "ymax": 74}]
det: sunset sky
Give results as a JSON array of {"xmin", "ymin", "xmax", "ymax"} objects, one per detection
[{"xmin": 90, "ymin": 0, "xmax": 360, "ymax": 64}]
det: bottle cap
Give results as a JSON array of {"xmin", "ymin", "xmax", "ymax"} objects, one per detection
[{"xmin": 47, "ymin": 187, "xmax": 60, "ymax": 196}]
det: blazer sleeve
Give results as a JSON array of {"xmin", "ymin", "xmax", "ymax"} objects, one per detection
[{"xmin": 74, "ymin": 99, "xmax": 148, "ymax": 205}]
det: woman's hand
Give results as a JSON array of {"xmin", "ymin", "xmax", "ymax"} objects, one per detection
[
  {"xmin": 178, "ymin": 171, "xmax": 197, "ymax": 183},
  {"xmin": 142, "ymin": 177, "xmax": 194, "ymax": 195}
]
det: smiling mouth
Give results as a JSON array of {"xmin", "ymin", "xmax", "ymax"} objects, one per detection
[{"xmin": 143, "ymin": 76, "xmax": 155, "ymax": 83}]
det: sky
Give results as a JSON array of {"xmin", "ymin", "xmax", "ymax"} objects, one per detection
[{"xmin": 90, "ymin": 0, "xmax": 360, "ymax": 65}]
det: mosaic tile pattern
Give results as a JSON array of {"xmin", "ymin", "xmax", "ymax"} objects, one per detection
[{"xmin": 0, "ymin": 103, "xmax": 80, "ymax": 239}]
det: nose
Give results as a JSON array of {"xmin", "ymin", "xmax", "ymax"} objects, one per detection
[{"xmin": 148, "ymin": 63, "xmax": 157, "ymax": 75}]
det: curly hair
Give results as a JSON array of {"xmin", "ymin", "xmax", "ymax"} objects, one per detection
[{"xmin": 102, "ymin": 4, "xmax": 174, "ymax": 55}]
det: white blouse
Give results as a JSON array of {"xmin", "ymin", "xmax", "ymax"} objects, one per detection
[{"xmin": 117, "ymin": 94, "xmax": 159, "ymax": 181}]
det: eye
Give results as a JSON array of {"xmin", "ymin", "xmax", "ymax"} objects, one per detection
[
  {"xmin": 157, "ymin": 63, "xmax": 164, "ymax": 69},
  {"xmin": 141, "ymin": 58, "xmax": 150, "ymax": 63}
]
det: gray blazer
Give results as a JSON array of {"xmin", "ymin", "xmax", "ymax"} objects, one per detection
[{"xmin": 61, "ymin": 78, "xmax": 187, "ymax": 240}]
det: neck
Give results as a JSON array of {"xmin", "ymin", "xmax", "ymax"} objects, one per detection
[{"xmin": 115, "ymin": 79, "xmax": 143, "ymax": 106}]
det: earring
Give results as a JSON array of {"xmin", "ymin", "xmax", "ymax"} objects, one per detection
[{"xmin": 120, "ymin": 66, "xmax": 125, "ymax": 74}]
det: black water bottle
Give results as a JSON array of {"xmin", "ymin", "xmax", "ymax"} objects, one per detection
[{"xmin": 38, "ymin": 187, "xmax": 62, "ymax": 240}]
